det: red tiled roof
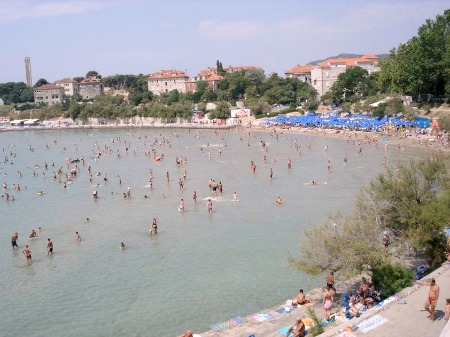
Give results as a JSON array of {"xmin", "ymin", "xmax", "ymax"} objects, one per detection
[
  {"xmin": 34, "ymin": 84, "xmax": 63, "ymax": 90},
  {"xmin": 80, "ymin": 76, "xmax": 102, "ymax": 83},
  {"xmin": 319, "ymin": 56, "xmax": 378, "ymax": 68},
  {"xmin": 224, "ymin": 65, "xmax": 262, "ymax": 73},
  {"xmin": 206, "ymin": 73, "xmax": 223, "ymax": 81},
  {"xmin": 198, "ymin": 67, "xmax": 217, "ymax": 77},
  {"xmin": 285, "ymin": 65, "xmax": 314, "ymax": 74},
  {"xmin": 55, "ymin": 77, "xmax": 76, "ymax": 84},
  {"xmin": 362, "ymin": 54, "xmax": 377, "ymax": 59},
  {"xmin": 148, "ymin": 70, "xmax": 189, "ymax": 80}
]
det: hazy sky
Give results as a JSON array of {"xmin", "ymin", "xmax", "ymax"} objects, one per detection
[{"xmin": 0, "ymin": 0, "xmax": 448, "ymax": 83}]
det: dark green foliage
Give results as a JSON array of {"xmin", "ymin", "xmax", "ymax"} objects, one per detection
[
  {"xmin": 86, "ymin": 70, "xmax": 101, "ymax": 78},
  {"xmin": 378, "ymin": 9, "xmax": 450, "ymax": 98},
  {"xmin": 372, "ymin": 263, "xmax": 414, "ymax": 297},
  {"xmin": 328, "ymin": 67, "xmax": 370, "ymax": 103},
  {"xmin": 0, "ymin": 82, "xmax": 34, "ymax": 104},
  {"xmin": 34, "ymin": 78, "xmax": 49, "ymax": 87}
]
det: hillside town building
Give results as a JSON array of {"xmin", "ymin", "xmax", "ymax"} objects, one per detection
[
  {"xmin": 54, "ymin": 78, "xmax": 80, "ymax": 96},
  {"xmin": 79, "ymin": 76, "xmax": 104, "ymax": 100},
  {"xmin": 185, "ymin": 67, "xmax": 223, "ymax": 92},
  {"xmin": 286, "ymin": 55, "xmax": 380, "ymax": 97},
  {"xmin": 33, "ymin": 84, "xmax": 65, "ymax": 105},
  {"xmin": 147, "ymin": 70, "xmax": 189, "ymax": 95},
  {"xmin": 284, "ymin": 65, "xmax": 314, "ymax": 83}
]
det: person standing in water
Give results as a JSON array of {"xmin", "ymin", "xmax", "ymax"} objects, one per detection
[
  {"xmin": 193, "ymin": 191, "xmax": 197, "ymax": 203},
  {"xmin": 150, "ymin": 218, "xmax": 158, "ymax": 235},
  {"xmin": 22, "ymin": 245, "xmax": 32, "ymax": 263},
  {"xmin": 207, "ymin": 199, "xmax": 213, "ymax": 213},
  {"xmin": 11, "ymin": 232, "xmax": 19, "ymax": 249},
  {"xmin": 179, "ymin": 198, "xmax": 185, "ymax": 212},
  {"xmin": 47, "ymin": 238, "xmax": 53, "ymax": 255}
]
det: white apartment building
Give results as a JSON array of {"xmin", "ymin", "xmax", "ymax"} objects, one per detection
[
  {"xmin": 54, "ymin": 78, "xmax": 80, "ymax": 96},
  {"xmin": 311, "ymin": 54, "xmax": 380, "ymax": 97},
  {"xmin": 147, "ymin": 70, "xmax": 189, "ymax": 95}
]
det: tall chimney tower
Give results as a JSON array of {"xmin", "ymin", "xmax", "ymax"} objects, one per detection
[{"xmin": 24, "ymin": 57, "xmax": 32, "ymax": 86}]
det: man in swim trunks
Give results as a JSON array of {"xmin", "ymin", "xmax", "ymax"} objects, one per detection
[
  {"xmin": 47, "ymin": 238, "xmax": 53, "ymax": 255},
  {"xmin": 326, "ymin": 271, "xmax": 337, "ymax": 295},
  {"xmin": 22, "ymin": 245, "xmax": 32, "ymax": 263},
  {"xmin": 418, "ymin": 278, "xmax": 440, "ymax": 321},
  {"xmin": 293, "ymin": 289, "xmax": 310, "ymax": 306},
  {"xmin": 11, "ymin": 232, "xmax": 19, "ymax": 249}
]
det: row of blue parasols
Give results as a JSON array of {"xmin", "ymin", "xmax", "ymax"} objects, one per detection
[{"xmin": 265, "ymin": 112, "xmax": 426, "ymax": 131}]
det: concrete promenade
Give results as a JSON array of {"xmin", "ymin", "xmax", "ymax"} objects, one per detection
[{"xmin": 199, "ymin": 262, "xmax": 450, "ymax": 337}]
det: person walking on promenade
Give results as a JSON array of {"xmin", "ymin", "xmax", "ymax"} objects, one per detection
[{"xmin": 416, "ymin": 278, "xmax": 440, "ymax": 321}]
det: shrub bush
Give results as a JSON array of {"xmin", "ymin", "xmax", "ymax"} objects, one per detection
[{"xmin": 372, "ymin": 262, "xmax": 414, "ymax": 298}]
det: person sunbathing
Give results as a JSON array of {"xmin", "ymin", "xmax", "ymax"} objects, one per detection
[
  {"xmin": 292, "ymin": 289, "xmax": 310, "ymax": 306},
  {"xmin": 286, "ymin": 318, "xmax": 305, "ymax": 337}
]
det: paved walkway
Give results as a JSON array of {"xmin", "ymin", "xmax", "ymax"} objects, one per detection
[{"xmin": 198, "ymin": 262, "xmax": 450, "ymax": 337}]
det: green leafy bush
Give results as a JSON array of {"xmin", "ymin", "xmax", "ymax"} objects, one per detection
[{"xmin": 372, "ymin": 263, "xmax": 414, "ymax": 297}]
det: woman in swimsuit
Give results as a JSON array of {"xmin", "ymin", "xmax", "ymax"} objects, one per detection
[{"xmin": 323, "ymin": 286, "xmax": 333, "ymax": 321}]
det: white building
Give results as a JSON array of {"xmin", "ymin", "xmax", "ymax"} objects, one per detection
[
  {"xmin": 54, "ymin": 78, "xmax": 80, "ymax": 96},
  {"xmin": 147, "ymin": 70, "xmax": 189, "ymax": 95},
  {"xmin": 34, "ymin": 84, "xmax": 65, "ymax": 105},
  {"xmin": 311, "ymin": 54, "xmax": 380, "ymax": 97}
]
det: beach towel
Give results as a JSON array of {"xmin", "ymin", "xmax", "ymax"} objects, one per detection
[
  {"xmin": 276, "ymin": 306, "xmax": 296, "ymax": 314},
  {"xmin": 356, "ymin": 315, "xmax": 388, "ymax": 333},
  {"xmin": 374, "ymin": 296, "xmax": 397, "ymax": 309},
  {"xmin": 211, "ymin": 316, "xmax": 244, "ymax": 331},
  {"xmin": 252, "ymin": 312, "xmax": 273, "ymax": 322}
]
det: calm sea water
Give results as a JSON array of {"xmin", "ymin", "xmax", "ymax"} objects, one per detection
[{"xmin": 0, "ymin": 127, "xmax": 425, "ymax": 337}]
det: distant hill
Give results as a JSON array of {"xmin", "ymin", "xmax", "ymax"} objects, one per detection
[{"xmin": 308, "ymin": 53, "xmax": 389, "ymax": 65}]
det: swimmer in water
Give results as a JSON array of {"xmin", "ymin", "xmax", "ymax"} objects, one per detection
[
  {"xmin": 120, "ymin": 242, "xmax": 126, "ymax": 250},
  {"xmin": 22, "ymin": 245, "xmax": 32, "ymax": 263},
  {"xmin": 276, "ymin": 196, "xmax": 283, "ymax": 205},
  {"xmin": 150, "ymin": 218, "xmax": 158, "ymax": 235},
  {"xmin": 233, "ymin": 192, "xmax": 238, "ymax": 201},
  {"xmin": 207, "ymin": 199, "xmax": 213, "ymax": 213},
  {"xmin": 75, "ymin": 232, "xmax": 81, "ymax": 241},
  {"xmin": 179, "ymin": 198, "xmax": 185, "ymax": 212}
]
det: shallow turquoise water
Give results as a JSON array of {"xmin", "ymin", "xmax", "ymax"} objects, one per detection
[{"xmin": 0, "ymin": 128, "xmax": 424, "ymax": 336}]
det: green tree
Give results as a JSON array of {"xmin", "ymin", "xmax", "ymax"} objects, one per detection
[
  {"xmin": 34, "ymin": 78, "xmax": 49, "ymax": 87},
  {"xmin": 329, "ymin": 67, "xmax": 370, "ymax": 103},
  {"xmin": 73, "ymin": 77, "xmax": 84, "ymax": 83},
  {"xmin": 356, "ymin": 157, "xmax": 450, "ymax": 265},
  {"xmin": 288, "ymin": 212, "xmax": 384, "ymax": 276},
  {"xmin": 379, "ymin": 10, "xmax": 450, "ymax": 98},
  {"xmin": 209, "ymin": 101, "xmax": 230, "ymax": 119},
  {"xmin": 216, "ymin": 60, "xmax": 225, "ymax": 76},
  {"xmin": 372, "ymin": 263, "xmax": 415, "ymax": 297},
  {"xmin": 289, "ymin": 156, "xmax": 450, "ymax": 278},
  {"xmin": 86, "ymin": 70, "xmax": 101, "ymax": 78}
]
